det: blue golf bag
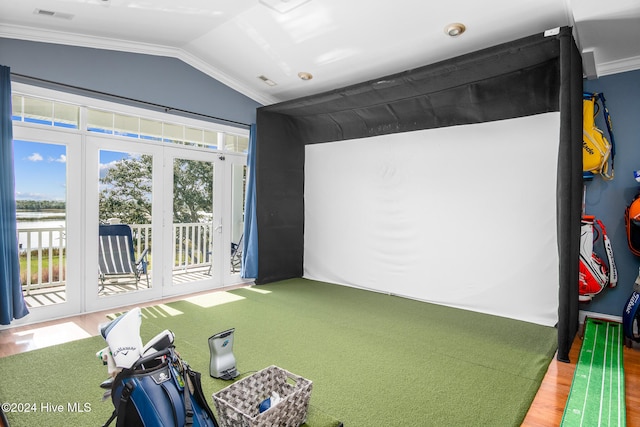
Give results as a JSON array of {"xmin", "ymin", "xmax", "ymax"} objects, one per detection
[
  {"xmin": 623, "ymin": 282, "xmax": 640, "ymax": 343},
  {"xmin": 103, "ymin": 347, "xmax": 218, "ymax": 427}
]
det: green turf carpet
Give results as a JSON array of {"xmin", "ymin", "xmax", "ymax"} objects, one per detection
[
  {"xmin": 561, "ymin": 318, "xmax": 625, "ymax": 427},
  {"xmin": 0, "ymin": 278, "xmax": 558, "ymax": 426}
]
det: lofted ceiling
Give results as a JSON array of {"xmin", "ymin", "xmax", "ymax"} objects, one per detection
[{"xmin": 0, "ymin": 0, "xmax": 639, "ymax": 106}]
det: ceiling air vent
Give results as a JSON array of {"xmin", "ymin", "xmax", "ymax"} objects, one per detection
[
  {"xmin": 260, "ymin": 0, "xmax": 311, "ymax": 14},
  {"xmin": 258, "ymin": 75, "xmax": 277, "ymax": 87},
  {"xmin": 34, "ymin": 9, "xmax": 74, "ymax": 20}
]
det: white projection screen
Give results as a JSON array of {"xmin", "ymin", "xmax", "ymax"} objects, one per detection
[{"xmin": 304, "ymin": 112, "xmax": 560, "ymax": 326}]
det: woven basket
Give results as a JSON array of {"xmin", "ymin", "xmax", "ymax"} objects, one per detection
[{"xmin": 212, "ymin": 365, "xmax": 313, "ymax": 427}]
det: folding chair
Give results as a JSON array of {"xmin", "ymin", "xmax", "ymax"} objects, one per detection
[
  {"xmin": 98, "ymin": 224, "xmax": 149, "ymax": 292},
  {"xmin": 230, "ymin": 234, "xmax": 243, "ymax": 273},
  {"xmin": 206, "ymin": 234, "xmax": 243, "ymax": 275}
]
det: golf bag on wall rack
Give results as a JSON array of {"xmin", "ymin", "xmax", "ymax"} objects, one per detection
[
  {"xmin": 579, "ymin": 215, "xmax": 618, "ymax": 303},
  {"xmin": 623, "ymin": 276, "xmax": 640, "ymax": 343},
  {"xmin": 582, "ymin": 92, "xmax": 616, "ymax": 180},
  {"xmin": 623, "ymin": 195, "xmax": 640, "ymax": 342}
]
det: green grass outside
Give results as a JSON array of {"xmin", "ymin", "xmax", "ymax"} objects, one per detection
[{"xmin": 19, "ymin": 249, "xmax": 65, "ymax": 285}]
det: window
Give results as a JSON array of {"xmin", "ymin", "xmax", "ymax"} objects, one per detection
[
  {"xmin": 12, "ymin": 93, "xmax": 247, "ymax": 152},
  {"xmin": 12, "ymin": 94, "xmax": 79, "ymax": 129}
]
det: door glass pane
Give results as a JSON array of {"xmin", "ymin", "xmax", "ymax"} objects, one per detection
[
  {"xmin": 230, "ymin": 164, "xmax": 246, "ymax": 274},
  {"xmin": 14, "ymin": 140, "xmax": 67, "ymax": 308},
  {"xmin": 172, "ymin": 158, "xmax": 213, "ymax": 284},
  {"xmin": 98, "ymin": 150, "xmax": 152, "ymax": 296}
]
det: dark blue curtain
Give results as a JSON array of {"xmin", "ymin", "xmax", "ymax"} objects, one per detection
[
  {"xmin": 241, "ymin": 124, "xmax": 258, "ymax": 279},
  {"xmin": 0, "ymin": 65, "xmax": 29, "ymax": 325}
]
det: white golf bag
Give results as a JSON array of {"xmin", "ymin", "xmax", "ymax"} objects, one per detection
[{"xmin": 579, "ymin": 215, "xmax": 617, "ymax": 303}]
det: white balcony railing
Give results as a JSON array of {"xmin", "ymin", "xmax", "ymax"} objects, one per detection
[
  {"xmin": 18, "ymin": 222, "xmax": 217, "ymax": 293},
  {"xmin": 18, "ymin": 226, "xmax": 66, "ymax": 295}
]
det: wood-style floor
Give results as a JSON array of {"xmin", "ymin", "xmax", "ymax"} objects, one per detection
[
  {"xmin": 522, "ymin": 332, "xmax": 640, "ymax": 427},
  {"xmin": 1, "ymin": 296, "xmax": 639, "ymax": 426}
]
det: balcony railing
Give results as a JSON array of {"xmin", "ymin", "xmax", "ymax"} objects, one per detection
[
  {"xmin": 18, "ymin": 222, "xmax": 220, "ymax": 293},
  {"xmin": 18, "ymin": 226, "xmax": 66, "ymax": 295}
]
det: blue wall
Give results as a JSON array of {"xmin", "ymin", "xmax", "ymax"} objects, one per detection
[
  {"xmin": 583, "ymin": 69, "xmax": 640, "ymax": 317},
  {"xmin": 0, "ymin": 38, "xmax": 261, "ymax": 127}
]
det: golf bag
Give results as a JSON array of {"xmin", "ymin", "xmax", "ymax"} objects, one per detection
[
  {"xmin": 103, "ymin": 347, "xmax": 218, "ymax": 427},
  {"xmin": 579, "ymin": 215, "xmax": 618, "ymax": 303},
  {"xmin": 582, "ymin": 92, "xmax": 615, "ymax": 180},
  {"xmin": 624, "ymin": 195, "xmax": 640, "ymax": 343},
  {"xmin": 99, "ymin": 308, "xmax": 218, "ymax": 427},
  {"xmin": 625, "ymin": 193, "xmax": 640, "ymax": 256},
  {"xmin": 623, "ymin": 275, "xmax": 640, "ymax": 343}
]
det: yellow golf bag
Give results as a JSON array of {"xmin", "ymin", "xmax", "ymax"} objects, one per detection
[{"xmin": 583, "ymin": 92, "xmax": 615, "ymax": 180}]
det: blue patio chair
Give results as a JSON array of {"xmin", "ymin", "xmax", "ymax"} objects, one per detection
[
  {"xmin": 206, "ymin": 234, "xmax": 243, "ymax": 275},
  {"xmin": 230, "ymin": 234, "xmax": 243, "ymax": 273},
  {"xmin": 98, "ymin": 224, "xmax": 149, "ymax": 291}
]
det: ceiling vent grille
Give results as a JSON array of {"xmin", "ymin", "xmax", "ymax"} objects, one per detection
[
  {"xmin": 33, "ymin": 9, "xmax": 74, "ymax": 20},
  {"xmin": 259, "ymin": 0, "xmax": 311, "ymax": 14},
  {"xmin": 258, "ymin": 75, "xmax": 277, "ymax": 87}
]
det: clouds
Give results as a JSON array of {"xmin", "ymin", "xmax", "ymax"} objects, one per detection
[
  {"xmin": 26, "ymin": 152, "xmax": 66, "ymax": 163},
  {"xmin": 28, "ymin": 152, "xmax": 43, "ymax": 162},
  {"xmin": 15, "ymin": 142, "xmax": 68, "ymax": 202},
  {"xmin": 15, "ymin": 191, "xmax": 51, "ymax": 201},
  {"xmin": 99, "ymin": 159, "xmax": 120, "ymax": 179}
]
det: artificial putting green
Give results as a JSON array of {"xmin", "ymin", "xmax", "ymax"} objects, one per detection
[{"xmin": 561, "ymin": 318, "xmax": 625, "ymax": 427}]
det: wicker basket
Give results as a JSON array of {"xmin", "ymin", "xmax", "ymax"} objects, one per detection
[{"xmin": 212, "ymin": 365, "xmax": 313, "ymax": 427}]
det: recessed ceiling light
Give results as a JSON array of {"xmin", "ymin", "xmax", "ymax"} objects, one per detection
[
  {"xmin": 445, "ymin": 23, "xmax": 466, "ymax": 37},
  {"xmin": 298, "ymin": 72, "xmax": 313, "ymax": 81}
]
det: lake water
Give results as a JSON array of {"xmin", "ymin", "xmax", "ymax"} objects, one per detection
[
  {"xmin": 16, "ymin": 212, "xmax": 66, "ymax": 250},
  {"xmin": 16, "ymin": 211, "xmax": 65, "ymax": 220}
]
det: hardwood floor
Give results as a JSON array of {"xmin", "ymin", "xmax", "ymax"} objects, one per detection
[
  {"xmin": 0, "ymin": 284, "xmax": 245, "ymax": 358},
  {"xmin": 1, "ymin": 298, "xmax": 639, "ymax": 426},
  {"xmin": 522, "ymin": 331, "xmax": 640, "ymax": 427}
]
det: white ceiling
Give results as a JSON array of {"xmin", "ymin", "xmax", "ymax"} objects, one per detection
[{"xmin": 1, "ymin": 0, "xmax": 639, "ymax": 105}]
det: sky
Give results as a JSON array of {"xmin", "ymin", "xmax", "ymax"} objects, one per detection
[
  {"xmin": 13, "ymin": 140, "xmax": 130, "ymax": 201},
  {"xmin": 13, "ymin": 140, "xmax": 67, "ymax": 201}
]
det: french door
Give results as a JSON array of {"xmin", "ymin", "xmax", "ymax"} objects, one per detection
[
  {"xmin": 7, "ymin": 83, "xmax": 250, "ymax": 326},
  {"xmin": 11, "ymin": 126, "xmax": 83, "ymax": 324},
  {"xmin": 84, "ymin": 138, "xmax": 248, "ymax": 313}
]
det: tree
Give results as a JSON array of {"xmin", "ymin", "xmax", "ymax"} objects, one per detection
[
  {"xmin": 98, "ymin": 154, "xmax": 213, "ymax": 225},
  {"xmin": 99, "ymin": 154, "xmax": 153, "ymax": 224},
  {"xmin": 172, "ymin": 159, "xmax": 213, "ymax": 223}
]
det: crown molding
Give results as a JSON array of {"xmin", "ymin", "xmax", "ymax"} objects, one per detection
[
  {"xmin": 0, "ymin": 23, "xmax": 276, "ymax": 106},
  {"xmin": 597, "ymin": 54, "xmax": 640, "ymax": 78},
  {"xmin": 173, "ymin": 48, "xmax": 276, "ymax": 106}
]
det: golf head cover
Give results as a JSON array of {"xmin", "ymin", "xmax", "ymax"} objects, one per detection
[
  {"xmin": 101, "ymin": 307, "xmax": 143, "ymax": 368},
  {"xmin": 142, "ymin": 329, "xmax": 175, "ymax": 356}
]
